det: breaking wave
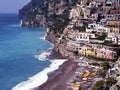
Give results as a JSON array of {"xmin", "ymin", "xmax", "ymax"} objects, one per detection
[{"xmin": 12, "ymin": 59, "xmax": 66, "ymax": 90}]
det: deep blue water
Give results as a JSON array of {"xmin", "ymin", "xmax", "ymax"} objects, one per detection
[{"xmin": 0, "ymin": 14, "xmax": 51, "ymax": 90}]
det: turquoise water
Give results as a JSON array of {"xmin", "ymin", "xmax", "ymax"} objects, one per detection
[{"xmin": 0, "ymin": 14, "xmax": 51, "ymax": 90}]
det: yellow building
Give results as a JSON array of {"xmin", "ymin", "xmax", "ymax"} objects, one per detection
[
  {"xmin": 86, "ymin": 47, "xmax": 96, "ymax": 56},
  {"xmin": 111, "ymin": 27, "xmax": 120, "ymax": 33},
  {"xmin": 106, "ymin": 20, "xmax": 120, "ymax": 27},
  {"xmin": 78, "ymin": 46, "xmax": 96, "ymax": 56}
]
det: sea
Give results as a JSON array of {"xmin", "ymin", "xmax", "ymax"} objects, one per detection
[{"xmin": 0, "ymin": 14, "xmax": 65, "ymax": 90}]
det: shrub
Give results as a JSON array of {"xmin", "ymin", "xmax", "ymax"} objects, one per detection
[
  {"xmin": 105, "ymin": 77, "xmax": 117, "ymax": 85},
  {"xmin": 93, "ymin": 80, "xmax": 104, "ymax": 90},
  {"xmin": 101, "ymin": 61, "xmax": 110, "ymax": 70},
  {"xmin": 98, "ymin": 70, "xmax": 106, "ymax": 78}
]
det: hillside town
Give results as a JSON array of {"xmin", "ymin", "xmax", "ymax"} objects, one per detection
[
  {"xmin": 48, "ymin": 0, "xmax": 120, "ymax": 60},
  {"xmin": 19, "ymin": 0, "xmax": 120, "ymax": 90},
  {"xmin": 46, "ymin": 0, "xmax": 120, "ymax": 90}
]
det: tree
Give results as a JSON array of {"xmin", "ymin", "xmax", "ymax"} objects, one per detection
[
  {"xmin": 101, "ymin": 61, "xmax": 110, "ymax": 70},
  {"xmin": 93, "ymin": 80, "xmax": 104, "ymax": 90},
  {"xmin": 104, "ymin": 77, "xmax": 117, "ymax": 89},
  {"xmin": 98, "ymin": 70, "xmax": 106, "ymax": 78},
  {"xmin": 97, "ymin": 33, "xmax": 107, "ymax": 40},
  {"xmin": 105, "ymin": 77, "xmax": 117, "ymax": 85}
]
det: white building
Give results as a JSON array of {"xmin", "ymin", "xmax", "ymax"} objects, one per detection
[
  {"xmin": 86, "ymin": 28, "xmax": 97, "ymax": 32},
  {"xmin": 88, "ymin": 23, "xmax": 98, "ymax": 28},
  {"xmin": 105, "ymin": 33, "xmax": 120, "ymax": 44},
  {"xmin": 75, "ymin": 32, "xmax": 96, "ymax": 43},
  {"xmin": 105, "ymin": 33, "xmax": 115, "ymax": 42},
  {"xmin": 97, "ymin": 26, "xmax": 111, "ymax": 33},
  {"xmin": 86, "ymin": 23, "xmax": 111, "ymax": 33}
]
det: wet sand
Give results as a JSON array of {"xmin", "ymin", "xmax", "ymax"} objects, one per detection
[{"xmin": 38, "ymin": 59, "xmax": 78, "ymax": 90}]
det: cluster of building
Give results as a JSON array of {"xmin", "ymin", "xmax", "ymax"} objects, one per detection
[
  {"xmin": 60, "ymin": 0, "xmax": 120, "ymax": 60},
  {"xmin": 54, "ymin": 1, "xmax": 120, "ymax": 89},
  {"xmin": 78, "ymin": 44, "xmax": 117, "ymax": 60}
]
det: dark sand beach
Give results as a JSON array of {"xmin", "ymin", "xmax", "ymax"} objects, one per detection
[{"xmin": 38, "ymin": 59, "xmax": 78, "ymax": 90}]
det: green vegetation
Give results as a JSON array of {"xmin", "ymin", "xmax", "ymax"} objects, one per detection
[
  {"xmin": 49, "ymin": 18, "xmax": 70, "ymax": 34},
  {"xmin": 93, "ymin": 80, "xmax": 104, "ymax": 90},
  {"xmin": 103, "ymin": 77, "xmax": 117, "ymax": 89},
  {"xmin": 98, "ymin": 70, "xmax": 106, "ymax": 78},
  {"xmin": 28, "ymin": 10, "xmax": 38, "ymax": 20},
  {"xmin": 98, "ymin": 61, "xmax": 110, "ymax": 77},
  {"xmin": 49, "ymin": 9, "xmax": 71, "ymax": 34},
  {"xmin": 105, "ymin": 77, "xmax": 117, "ymax": 85},
  {"xmin": 96, "ymin": 62, "xmax": 117, "ymax": 89},
  {"xmin": 93, "ymin": 77, "xmax": 117, "ymax": 90},
  {"xmin": 74, "ymin": 26, "xmax": 86, "ymax": 32},
  {"xmin": 97, "ymin": 34, "xmax": 107, "ymax": 40},
  {"xmin": 101, "ymin": 61, "xmax": 110, "ymax": 70}
]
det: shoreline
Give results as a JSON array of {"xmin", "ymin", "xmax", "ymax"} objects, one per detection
[
  {"xmin": 38, "ymin": 57, "xmax": 78, "ymax": 90},
  {"xmin": 11, "ymin": 48, "xmax": 67, "ymax": 90},
  {"xmin": 35, "ymin": 38, "xmax": 78, "ymax": 90}
]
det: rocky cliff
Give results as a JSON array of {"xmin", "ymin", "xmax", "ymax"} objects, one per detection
[
  {"xmin": 19, "ymin": 0, "xmax": 81, "ymax": 27},
  {"xmin": 19, "ymin": 0, "xmax": 84, "ymax": 58},
  {"xmin": 46, "ymin": 28, "xmax": 77, "ymax": 59}
]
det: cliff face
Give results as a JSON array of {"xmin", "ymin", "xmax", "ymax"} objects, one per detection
[
  {"xmin": 19, "ymin": 0, "xmax": 81, "ymax": 27},
  {"xmin": 46, "ymin": 28, "xmax": 77, "ymax": 59},
  {"xmin": 19, "ymin": 0, "xmax": 82, "ymax": 58}
]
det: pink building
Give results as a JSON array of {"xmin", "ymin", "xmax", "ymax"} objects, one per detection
[{"xmin": 96, "ymin": 48, "xmax": 117, "ymax": 60}]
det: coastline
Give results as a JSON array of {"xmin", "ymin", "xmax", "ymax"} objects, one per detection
[
  {"xmin": 35, "ymin": 32, "xmax": 78, "ymax": 90},
  {"xmin": 12, "ymin": 48, "xmax": 67, "ymax": 90},
  {"xmin": 17, "ymin": 0, "xmax": 120, "ymax": 89},
  {"xmin": 38, "ymin": 57, "xmax": 78, "ymax": 90}
]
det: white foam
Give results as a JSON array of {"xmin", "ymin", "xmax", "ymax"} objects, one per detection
[
  {"xmin": 34, "ymin": 51, "xmax": 51, "ymax": 61},
  {"xmin": 12, "ymin": 59, "xmax": 66, "ymax": 90},
  {"xmin": 12, "ymin": 36, "xmax": 65, "ymax": 90},
  {"xmin": 39, "ymin": 36, "xmax": 45, "ymax": 40},
  {"xmin": 39, "ymin": 34, "xmax": 46, "ymax": 40}
]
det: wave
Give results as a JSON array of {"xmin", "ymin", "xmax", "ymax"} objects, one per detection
[
  {"xmin": 39, "ymin": 34, "xmax": 46, "ymax": 40},
  {"xmin": 12, "ymin": 59, "xmax": 66, "ymax": 90},
  {"xmin": 12, "ymin": 32, "xmax": 65, "ymax": 90},
  {"xmin": 39, "ymin": 36, "xmax": 45, "ymax": 40},
  {"xmin": 34, "ymin": 51, "xmax": 51, "ymax": 61}
]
